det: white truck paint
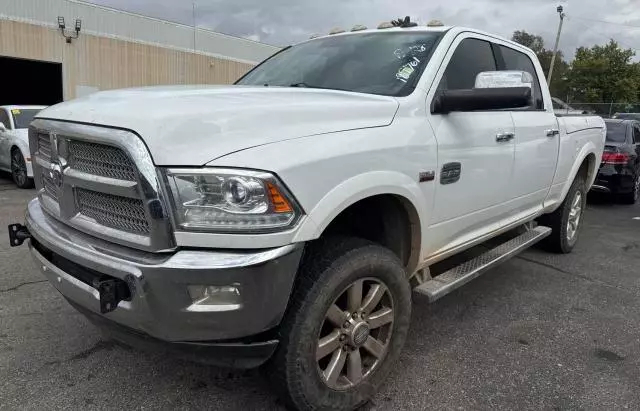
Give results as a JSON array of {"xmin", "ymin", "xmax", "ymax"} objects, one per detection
[{"xmin": 20, "ymin": 25, "xmax": 605, "ymax": 411}]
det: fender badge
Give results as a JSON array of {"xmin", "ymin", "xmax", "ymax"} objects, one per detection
[{"xmin": 419, "ymin": 171, "xmax": 435, "ymax": 183}]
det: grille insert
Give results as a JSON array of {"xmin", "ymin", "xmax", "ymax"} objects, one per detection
[
  {"xmin": 68, "ymin": 140, "xmax": 137, "ymax": 181},
  {"xmin": 76, "ymin": 188, "xmax": 149, "ymax": 234},
  {"xmin": 38, "ymin": 133, "xmax": 52, "ymax": 160}
]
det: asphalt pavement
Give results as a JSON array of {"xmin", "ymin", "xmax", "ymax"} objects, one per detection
[{"xmin": 1, "ymin": 173, "xmax": 639, "ymax": 410}]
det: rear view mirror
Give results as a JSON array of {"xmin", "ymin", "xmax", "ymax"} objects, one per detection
[
  {"xmin": 432, "ymin": 70, "xmax": 534, "ymax": 114},
  {"xmin": 432, "ymin": 87, "xmax": 532, "ymax": 114}
]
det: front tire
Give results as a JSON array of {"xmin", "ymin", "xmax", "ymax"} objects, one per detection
[
  {"xmin": 268, "ymin": 237, "xmax": 411, "ymax": 411},
  {"xmin": 539, "ymin": 174, "xmax": 586, "ymax": 253},
  {"xmin": 11, "ymin": 148, "xmax": 34, "ymax": 189}
]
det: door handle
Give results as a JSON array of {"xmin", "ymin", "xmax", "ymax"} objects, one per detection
[
  {"xmin": 546, "ymin": 129, "xmax": 560, "ymax": 137},
  {"xmin": 496, "ymin": 132, "xmax": 515, "ymax": 142}
]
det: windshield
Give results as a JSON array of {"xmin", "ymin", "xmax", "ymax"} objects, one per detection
[
  {"xmin": 605, "ymin": 122, "xmax": 628, "ymax": 143},
  {"xmin": 11, "ymin": 109, "xmax": 41, "ymax": 129},
  {"xmin": 236, "ymin": 32, "xmax": 443, "ymax": 97}
]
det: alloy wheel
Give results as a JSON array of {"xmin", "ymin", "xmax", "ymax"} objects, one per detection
[
  {"xmin": 316, "ymin": 278, "xmax": 395, "ymax": 390},
  {"xmin": 11, "ymin": 150, "xmax": 27, "ymax": 187},
  {"xmin": 566, "ymin": 190, "xmax": 583, "ymax": 242}
]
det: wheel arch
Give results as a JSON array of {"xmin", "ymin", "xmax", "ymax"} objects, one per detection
[{"xmin": 292, "ymin": 171, "xmax": 427, "ymax": 274}]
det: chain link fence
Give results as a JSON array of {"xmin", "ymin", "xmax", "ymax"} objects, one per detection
[{"xmin": 554, "ymin": 102, "xmax": 640, "ymax": 118}]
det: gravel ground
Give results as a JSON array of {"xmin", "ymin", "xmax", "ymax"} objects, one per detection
[{"xmin": 1, "ymin": 173, "xmax": 639, "ymax": 410}]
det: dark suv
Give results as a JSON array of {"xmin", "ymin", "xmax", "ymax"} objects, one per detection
[{"xmin": 592, "ymin": 119, "xmax": 640, "ymax": 203}]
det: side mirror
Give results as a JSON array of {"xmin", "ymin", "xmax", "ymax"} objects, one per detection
[
  {"xmin": 432, "ymin": 87, "xmax": 532, "ymax": 114},
  {"xmin": 432, "ymin": 70, "xmax": 534, "ymax": 114}
]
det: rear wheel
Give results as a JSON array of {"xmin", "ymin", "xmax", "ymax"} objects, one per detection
[
  {"xmin": 11, "ymin": 148, "xmax": 33, "ymax": 189},
  {"xmin": 539, "ymin": 174, "xmax": 586, "ymax": 253},
  {"xmin": 619, "ymin": 174, "xmax": 639, "ymax": 205},
  {"xmin": 268, "ymin": 237, "xmax": 411, "ymax": 411}
]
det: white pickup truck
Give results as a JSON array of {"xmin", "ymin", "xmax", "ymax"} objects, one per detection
[{"xmin": 10, "ymin": 23, "xmax": 605, "ymax": 411}]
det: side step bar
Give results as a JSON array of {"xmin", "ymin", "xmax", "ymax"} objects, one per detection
[{"xmin": 414, "ymin": 226, "xmax": 551, "ymax": 303}]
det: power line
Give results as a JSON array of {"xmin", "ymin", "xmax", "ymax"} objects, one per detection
[
  {"xmin": 569, "ymin": 15, "xmax": 640, "ymax": 30},
  {"xmin": 566, "ymin": 16, "xmax": 639, "ymax": 52}
]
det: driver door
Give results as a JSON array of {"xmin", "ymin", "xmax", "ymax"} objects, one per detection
[{"xmin": 424, "ymin": 36, "xmax": 516, "ymax": 257}]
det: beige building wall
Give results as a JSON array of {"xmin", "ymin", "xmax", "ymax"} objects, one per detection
[{"xmin": 0, "ymin": 19, "xmax": 256, "ymax": 100}]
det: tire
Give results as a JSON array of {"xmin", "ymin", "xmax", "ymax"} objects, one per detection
[
  {"xmin": 619, "ymin": 174, "xmax": 639, "ymax": 205},
  {"xmin": 268, "ymin": 237, "xmax": 411, "ymax": 411},
  {"xmin": 11, "ymin": 148, "xmax": 34, "ymax": 189},
  {"xmin": 538, "ymin": 173, "xmax": 586, "ymax": 254}
]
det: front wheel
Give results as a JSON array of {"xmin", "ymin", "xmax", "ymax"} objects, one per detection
[
  {"xmin": 11, "ymin": 148, "xmax": 34, "ymax": 189},
  {"xmin": 539, "ymin": 174, "xmax": 586, "ymax": 253},
  {"xmin": 268, "ymin": 237, "xmax": 411, "ymax": 411}
]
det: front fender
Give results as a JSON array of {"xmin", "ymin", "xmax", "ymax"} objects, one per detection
[
  {"xmin": 292, "ymin": 170, "xmax": 427, "ymax": 245},
  {"xmin": 8, "ymin": 136, "xmax": 33, "ymax": 177}
]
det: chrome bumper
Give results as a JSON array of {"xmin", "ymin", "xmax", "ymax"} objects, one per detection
[{"xmin": 25, "ymin": 199, "xmax": 303, "ymax": 342}]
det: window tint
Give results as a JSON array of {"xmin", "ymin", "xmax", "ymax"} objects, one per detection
[
  {"xmin": 499, "ymin": 46, "xmax": 544, "ymax": 109},
  {"xmin": 237, "ymin": 32, "xmax": 443, "ymax": 97},
  {"xmin": 605, "ymin": 122, "xmax": 628, "ymax": 143},
  {"xmin": 439, "ymin": 38, "xmax": 497, "ymax": 91},
  {"xmin": 0, "ymin": 110, "xmax": 10, "ymax": 130}
]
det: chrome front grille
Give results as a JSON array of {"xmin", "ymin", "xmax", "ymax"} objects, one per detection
[
  {"xmin": 42, "ymin": 173, "xmax": 58, "ymax": 201},
  {"xmin": 29, "ymin": 120, "xmax": 174, "ymax": 251},
  {"xmin": 37, "ymin": 132, "xmax": 52, "ymax": 160},
  {"xmin": 68, "ymin": 140, "xmax": 137, "ymax": 181},
  {"xmin": 76, "ymin": 188, "xmax": 150, "ymax": 234}
]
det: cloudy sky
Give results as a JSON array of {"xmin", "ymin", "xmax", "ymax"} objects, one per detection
[{"xmin": 87, "ymin": 0, "xmax": 640, "ymax": 59}]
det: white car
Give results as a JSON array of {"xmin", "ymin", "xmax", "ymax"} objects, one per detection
[
  {"xmin": 0, "ymin": 105, "xmax": 46, "ymax": 188},
  {"xmin": 12, "ymin": 25, "xmax": 605, "ymax": 411}
]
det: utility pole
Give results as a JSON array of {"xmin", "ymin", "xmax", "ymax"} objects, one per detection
[
  {"xmin": 192, "ymin": 1, "xmax": 197, "ymax": 52},
  {"xmin": 548, "ymin": 5, "xmax": 566, "ymax": 84}
]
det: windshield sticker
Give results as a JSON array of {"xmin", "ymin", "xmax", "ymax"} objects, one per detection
[
  {"xmin": 11, "ymin": 109, "xmax": 20, "ymax": 115},
  {"xmin": 395, "ymin": 57, "xmax": 421, "ymax": 83},
  {"xmin": 394, "ymin": 44, "xmax": 428, "ymax": 60}
]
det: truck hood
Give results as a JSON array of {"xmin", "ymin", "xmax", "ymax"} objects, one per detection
[{"xmin": 37, "ymin": 85, "xmax": 399, "ymax": 165}]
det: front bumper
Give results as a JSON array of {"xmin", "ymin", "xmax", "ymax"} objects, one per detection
[{"xmin": 24, "ymin": 199, "xmax": 303, "ymax": 365}]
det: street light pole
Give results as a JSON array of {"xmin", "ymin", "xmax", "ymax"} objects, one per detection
[{"xmin": 548, "ymin": 5, "xmax": 566, "ymax": 84}]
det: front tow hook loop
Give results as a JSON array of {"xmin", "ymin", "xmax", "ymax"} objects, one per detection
[{"xmin": 8, "ymin": 223, "xmax": 31, "ymax": 247}]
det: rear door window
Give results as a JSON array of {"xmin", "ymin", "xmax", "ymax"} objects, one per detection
[{"xmin": 605, "ymin": 122, "xmax": 629, "ymax": 143}]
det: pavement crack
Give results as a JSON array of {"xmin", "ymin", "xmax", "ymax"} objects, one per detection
[
  {"xmin": 0, "ymin": 280, "xmax": 47, "ymax": 293},
  {"xmin": 516, "ymin": 255, "xmax": 640, "ymax": 297}
]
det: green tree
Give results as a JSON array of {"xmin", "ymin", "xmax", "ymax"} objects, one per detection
[
  {"xmin": 512, "ymin": 30, "xmax": 545, "ymax": 54},
  {"xmin": 568, "ymin": 40, "xmax": 639, "ymax": 107}
]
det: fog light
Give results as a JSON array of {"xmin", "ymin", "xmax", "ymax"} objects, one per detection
[{"xmin": 187, "ymin": 285, "xmax": 242, "ymax": 312}]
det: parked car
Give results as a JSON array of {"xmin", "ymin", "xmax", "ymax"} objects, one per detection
[
  {"xmin": 591, "ymin": 119, "xmax": 640, "ymax": 203},
  {"xmin": 9, "ymin": 25, "xmax": 605, "ymax": 411},
  {"xmin": 0, "ymin": 105, "xmax": 47, "ymax": 188},
  {"xmin": 612, "ymin": 113, "xmax": 640, "ymax": 121}
]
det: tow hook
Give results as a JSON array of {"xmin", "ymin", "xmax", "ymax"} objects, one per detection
[{"xmin": 8, "ymin": 223, "xmax": 31, "ymax": 247}]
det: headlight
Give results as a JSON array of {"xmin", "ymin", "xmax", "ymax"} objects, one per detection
[{"xmin": 164, "ymin": 168, "xmax": 302, "ymax": 233}]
